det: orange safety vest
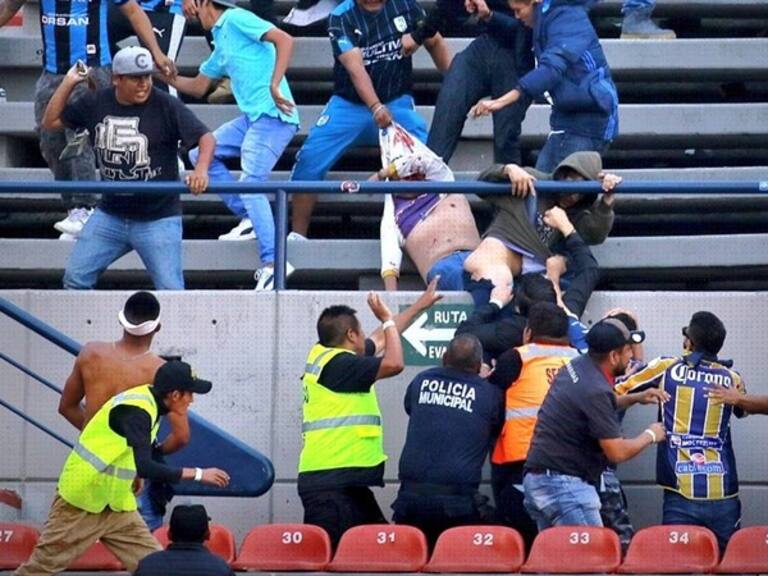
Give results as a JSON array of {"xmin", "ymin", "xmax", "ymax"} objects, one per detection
[{"xmin": 492, "ymin": 343, "xmax": 579, "ymax": 464}]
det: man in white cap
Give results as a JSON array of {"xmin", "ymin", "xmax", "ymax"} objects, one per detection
[
  {"xmin": 41, "ymin": 46, "xmax": 216, "ymax": 290},
  {"xmin": 59, "ymin": 291, "xmax": 190, "ymax": 529}
]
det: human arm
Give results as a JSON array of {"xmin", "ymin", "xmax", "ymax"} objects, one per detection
[
  {"xmin": 263, "ymin": 27, "xmax": 296, "ymax": 115},
  {"xmin": 488, "ymin": 348, "xmax": 522, "ymax": 391},
  {"xmin": 423, "ymin": 33, "xmax": 452, "ymax": 73},
  {"xmin": 380, "ymin": 195, "xmax": 404, "ymax": 291},
  {"xmin": 615, "ymin": 388, "xmax": 670, "ymax": 410},
  {"xmin": 455, "ymin": 304, "xmax": 525, "ymax": 360},
  {"xmin": 599, "ymin": 422, "xmax": 665, "ymax": 464},
  {"xmin": 0, "ymin": 0, "xmax": 25, "ymax": 27},
  {"xmin": 572, "ymin": 190, "xmax": 615, "ymax": 245},
  {"xmin": 366, "ymin": 292, "xmax": 405, "ymax": 379},
  {"xmin": 337, "ymin": 49, "xmax": 393, "ymax": 128},
  {"xmin": 368, "ymin": 277, "xmax": 443, "ymax": 354},
  {"xmin": 557, "ymin": 233, "xmax": 600, "ymax": 319},
  {"xmin": 161, "ymin": 72, "xmax": 214, "ymax": 99},
  {"xmin": 58, "ymin": 351, "xmax": 87, "ymax": 430},
  {"xmin": 118, "ymin": 0, "xmax": 176, "ymax": 77},
  {"xmin": 156, "ymin": 410, "xmax": 190, "ymax": 455},
  {"xmin": 614, "ymin": 357, "xmax": 677, "ymax": 395},
  {"xmin": 41, "ymin": 64, "xmax": 90, "ymax": 131},
  {"xmin": 469, "ymin": 88, "xmax": 522, "ymax": 118}
]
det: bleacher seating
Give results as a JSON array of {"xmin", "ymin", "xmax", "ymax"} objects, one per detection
[
  {"xmin": 715, "ymin": 526, "xmax": 768, "ymax": 574},
  {"xmin": 618, "ymin": 525, "xmax": 719, "ymax": 574},
  {"xmin": 67, "ymin": 541, "xmax": 123, "ymax": 571},
  {"xmin": 423, "ymin": 526, "xmax": 525, "ymax": 573},
  {"xmin": 0, "ymin": 523, "xmax": 38, "ymax": 570},
  {"xmin": 153, "ymin": 523, "xmax": 237, "ymax": 564},
  {"xmin": 231, "ymin": 523, "xmax": 332, "ymax": 571},
  {"xmin": 521, "ymin": 526, "xmax": 622, "ymax": 574},
  {"xmin": 328, "ymin": 525, "xmax": 429, "ymax": 573}
]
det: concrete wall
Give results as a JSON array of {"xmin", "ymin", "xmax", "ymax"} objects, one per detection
[{"xmin": 1, "ymin": 290, "xmax": 767, "ymax": 544}]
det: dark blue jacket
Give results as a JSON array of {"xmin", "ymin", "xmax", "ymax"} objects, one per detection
[
  {"xmin": 134, "ymin": 543, "xmax": 234, "ymax": 576},
  {"xmin": 518, "ymin": 0, "xmax": 619, "ymax": 141}
]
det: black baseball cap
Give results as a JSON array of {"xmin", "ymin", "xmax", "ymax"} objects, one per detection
[
  {"xmin": 153, "ymin": 360, "xmax": 213, "ymax": 395},
  {"xmin": 169, "ymin": 504, "xmax": 209, "ymax": 543},
  {"xmin": 586, "ymin": 318, "xmax": 645, "ymax": 353}
]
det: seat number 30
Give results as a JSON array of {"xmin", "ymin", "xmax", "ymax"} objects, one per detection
[{"xmin": 281, "ymin": 531, "xmax": 303, "ymax": 544}]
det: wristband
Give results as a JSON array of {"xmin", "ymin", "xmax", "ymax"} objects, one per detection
[
  {"xmin": 489, "ymin": 298, "xmax": 505, "ymax": 310},
  {"xmin": 382, "ymin": 319, "xmax": 396, "ymax": 331},
  {"xmin": 381, "ymin": 269, "xmax": 399, "ymax": 279},
  {"xmin": 643, "ymin": 429, "xmax": 657, "ymax": 444},
  {"xmin": 194, "ymin": 467, "xmax": 203, "ymax": 482},
  {"xmin": 371, "ymin": 103, "xmax": 385, "ymax": 116}
]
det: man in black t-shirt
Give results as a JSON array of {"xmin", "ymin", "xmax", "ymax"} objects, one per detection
[
  {"xmin": 393, "ymin": 333, "xmax": 503, "ymax": 548},
  {"xmin": 522, "ymin": 319, "xmax": 665, "ymax": 530},
  {"xmin": 42, "ymin": 46, "xmax": 215, "ymax": 290},
  {"xmin": 298, "ymin": 281, "xmax": 442, "ymax": 547}
]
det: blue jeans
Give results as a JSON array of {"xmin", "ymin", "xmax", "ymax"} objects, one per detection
[
  {"xmin": 291, "ymin": 94, "xmax": 427, "ymax": 181},
  {"xmin": 191, "ymin": 114, "xmax": 297, "ymax": 265},
  {"xmin": 535, "ymin": 131, "xmax": 609, "ymax": 174},
  {"xmin": 623, "ymin": 0, "xmax": 655, "ymax": 13},
  {"xmin": 428, "ymin": 33, "xmax": 532, "ymax": 164},
  {"xmin": 523, "ymin": 471, "xmax": 603, "ymax": 530},
  {"xmin": 427, "ymin": 251, "xmax": 472, "ymax": 291},
  {"xmin": 662, "ymin": 490, "xmax": 741, "ymax": 553},
  {"xmin": 63, "ymin": 209, "xmax": 184, "ymax": 290}
]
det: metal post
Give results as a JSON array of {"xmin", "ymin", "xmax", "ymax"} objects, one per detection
[{"xmin": 274, "ymin": 188, "xmax": 289, "ymax": 291}]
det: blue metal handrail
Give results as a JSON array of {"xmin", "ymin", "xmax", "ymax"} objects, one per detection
[{"xmin": 1, "ymin": 179, "xmax": 766, "ymax": 289}]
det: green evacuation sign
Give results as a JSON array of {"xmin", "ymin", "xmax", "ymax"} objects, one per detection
[{"xmin": 400, "ymin": 304, "xmax": 473, "ymax": 366}]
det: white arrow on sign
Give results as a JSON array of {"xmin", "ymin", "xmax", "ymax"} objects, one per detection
[{"xmin": 401, "ymin": 312, "xmax": 457, "ymax": 356}]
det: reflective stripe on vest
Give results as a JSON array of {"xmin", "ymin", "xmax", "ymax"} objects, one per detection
[
  {"xmin": 299, "ymin": 343, "xmax": 386, "ymax": 473},
  {"xmin": 492, "ymin": 343, "xmax": 578, "ymax": 464},
  {"xmin": 72, "ymin": 443, "xmax": 136, "ymax": 480}
]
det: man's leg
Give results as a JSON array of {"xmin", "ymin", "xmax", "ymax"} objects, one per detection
[
  {"xmin": 523, "ymin": 473, "xmax": 603, "ymax": 531},
  {"xmin": 427, "ymin": 37, "xmax": 489, "ymax": 163},
  {"xmin": 489, "ymin": 38, "xmax": 531, "ymax": 165},
  {"xmin": 599, "ymin": 469, "xmax": 634, "ymax": 553},
  {"xmin": 15, "ymin": 495, "xmax": 106, "ymax": 576},
  {"xmin": 63, "ymin": 209, "xmax": 131, "ymax": 289},
  {"xmin": 131, "ymin": 215, "xmax": 185, "ymax": 290},
  {"xmin": 535, "ymin": 132, "xmax": 608, "ymax": 173},
  {"xmin": 621, "ymin": 0, "xmax": 675, "ymax": 39},
  {"xmin": 290, "ymin": 96, "xmax": 372, "ymax": 236},
  {"xmin": 239, "ymin": 116, "xmax": 298, "ymax": 266},
  {"xmin": 426, "ymin": 251, "xmax": 470, "ymax": 291},
  {"xmin": 492, "ymin": 464, "xmax": 538, "ymax": 549},
  {"xmin": 662, "ymin": 491, "xmax": 741, "ymax": 553},
  {"xmin": 98, "ymin": 509, "xmax": 163, "ymax": 573}
]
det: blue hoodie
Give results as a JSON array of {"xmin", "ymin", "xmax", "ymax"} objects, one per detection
[{"xmin": 517, "ymin": 0, "xmax": 619, "ymax": 141}]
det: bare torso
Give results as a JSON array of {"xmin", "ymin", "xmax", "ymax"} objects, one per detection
[
  {"xmin": 79, "ymin": 341, "xmax": 165, "ymax": 425},
  {"xmin": 404, "ymin": 194, "xmax": 480, "ymax": 279}
]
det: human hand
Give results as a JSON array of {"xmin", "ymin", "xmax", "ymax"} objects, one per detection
[
  {"xmin": 705, "ymin": 384, "xmax": 742, "ymax": 406},
  {"xmin": 414, "ymin": 275, "xmax": 444, "ymax": 311},
  {"xmin": 154, "ymin": 53, "xmax": 176, "ymax": 79},
  {"xmin": 638, "ymin": 388, "xmax": 670, "ymax": 405},
  {"xmin": 185, "ymin": 168, "xmax": 209, "ymax": 195},
  {"xmin": 503, "ymin": 163, "xmax": 536, "ymax": 197},
  {"xmin": 646, "ymin": 422, "xmax": 666, "ymax": 443},
  {"xmin": 479, "ymin": 361, "xmax": 494, "ymax": 379},
  {"xmin": 65, "ymin": 61, "xmax": 91, "ymax": 85},
  {"xmin": 367, "ymin": 291, "xmax": 393, "ymax": 322},
  {"xmin": 469, "ymin": 98, "xmax": 502, "ymax": 118},
  {"xmin": 464, "ymin": 0, "xmax": 476, "ymax": 13},
  {"xmin": 271, "ymin": 84, "xmax": 295, "ymax": 115},
  {"xmin": 201, "ymin": 468, "xmax": 231, "ymax": 487},
  {"xmin": 182, "ymin": 0, "xmax": 197, "ymax": 18},
  {"xmin": 401, "ymin": 33, "xmax": 420, "ymax": 56},
  {"xmin": 373, "ymin": 105, "xmax": 393, "ymax": 128},
  {"xmin": 598, "ymin": 171, "xmax": 622, "ymax": 193},
  {"xmin": 603, "ymin": 307, "xmax": 638, "ymax": 325},
  {"xmin": 132, "ymin": 477, "xmax": 144, "ymax": 495},
  {"xmin": 472, "ymin": 0, "xmax": 491, "ymax": 20},
  {"xmin": 543, "ymin": 206, "xmax": 575, "ymax": 236}
]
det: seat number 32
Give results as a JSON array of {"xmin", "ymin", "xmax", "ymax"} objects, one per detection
[{"xmin": 472, "ymin": 533, "xmax": 494, "ymax": 546}]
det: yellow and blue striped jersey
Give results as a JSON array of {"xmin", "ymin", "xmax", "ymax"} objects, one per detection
[{"xmin": 615, "ymin": 354, "xmax": 746, "ymax": 500}]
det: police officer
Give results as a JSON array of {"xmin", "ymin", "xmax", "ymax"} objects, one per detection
[
  {"xmin": 15, "ymin": 361, "xmax": 229, "ymax": 576},
  {"xmin": 489, "ymin": 302, "xmax": 578, "ymax": 547},
  {"xmin": 392, "ymin": 334, "xmax": 503, "ymax": 548}
]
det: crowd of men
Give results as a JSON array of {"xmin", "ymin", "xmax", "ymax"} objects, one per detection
[{"xmin": 0, "ymin": 0, "xmax": 679, "ymax": 291}]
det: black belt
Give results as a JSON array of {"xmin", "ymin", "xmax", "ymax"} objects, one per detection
[
  {"xmin": 525, "ymin": 467, "xmax": 592, "ymax": 485},
  {"xmin": 400, "ymin": 481, "xmax": 476, "ymax": 497}
]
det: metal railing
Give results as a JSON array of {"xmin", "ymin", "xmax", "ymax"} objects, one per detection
[{"xmin": 1, "ymin": 179, "xmax": 766, "ymax": 289}]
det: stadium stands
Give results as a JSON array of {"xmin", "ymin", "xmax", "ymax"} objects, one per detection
[
  {"xmin": 715, "ymin": 526, "xmax": 768, "ymax": 574},
  {"xmin": 328, "ymin": 525, "xmax": 429, "ymax": 572},
  {"xmin": 0, "ymin": 523, "xmax": 38, "ymax": 570},
  {"xmin": 618, "ymin": 525, "xmax": 720, "ymax": 574},
  {"xmin": 231, "ymin": 523, "xmax": 332, "ymax": 571},
  {"xmin": 153, "ymin": 523, "xmax": 237, "ymax": 564},
  {"xmin": 520, "ymin": 526, "xmax": 622, "ymax": 574},
  {"xmin": 423, "ymin": 526, "xmax": 525, "ymax": 573}
]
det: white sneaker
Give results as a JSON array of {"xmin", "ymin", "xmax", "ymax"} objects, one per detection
[
  {"xmin": 287, "ymin": 231, "xmax": 308, "ymax": 241},
  {"xmin": 219, "ymin": 218, "xmax": 256, "ymax": 241},
  {"xmin": 58, "ymin": 232, "xmax": 77, "ymax": 241},
  {"xmin": 254, "ymin": 262, "xmax": 295, "ymax": 291},
  {"xmin": 54, "ymin": 207, "xmax": 93, "ymax": 236}
]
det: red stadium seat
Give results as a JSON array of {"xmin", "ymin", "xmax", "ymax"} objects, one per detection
[
  {"xmin": 153, "ymin": 523, "xmax": 236, "ymax": 564},
  {"xmin": 716, "ymin": 526, "xmax": 768, "ymax": 574},
  {"xmin": 68, "ymin": 540, "xmax": 123, "ymax": 571},
  {"xmin": 522, "ymin": 526, "xmax": 621, "ymax": 573},
  {"xmin": 0, "ymin": 523, "xmax": 39, "ymax": 570},
  {"xmin": 231, "ymin": 523, "xmax": 332, "ymax": 571},
  {"xmin": 424, "ymin": 526, "xmax": 525, "ymax": 573},
  {"xmin": 329, "ymin": 524, "xmax": 428, "ymax": 572},
  {"xmin": 619, "ymin": 525, "xmax": 719, "ymax": 574}
]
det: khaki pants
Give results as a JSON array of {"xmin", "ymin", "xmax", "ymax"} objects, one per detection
[{"xmin": 14, "ymin": 494, "xmax": 162, "ymax": 576}]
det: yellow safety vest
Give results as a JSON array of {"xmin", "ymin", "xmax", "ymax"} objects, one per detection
[
  {"xmin": 298, "ymin": 343, "xmax": 386, "ymax": 473},
  {"xmin": 58, "ymin": 384, "xmax": 159, "ymax": 513},
  {"xmin": 492, "ymin": 343, "xmax": 578, "ymax": 464}
]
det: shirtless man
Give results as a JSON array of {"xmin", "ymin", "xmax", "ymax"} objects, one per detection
[
  {"xmin": 376, "ymin": 144, "xmax": 480, "ymax": 291},
  {"xmin": 58, "ymin": 290, "xmax": 189, "ymax": 528}
]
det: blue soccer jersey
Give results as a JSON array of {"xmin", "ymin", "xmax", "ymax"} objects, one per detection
[
  {"xmin": 328, "ymin": 0, "xmax": 425, "ymax": 104},
  {"xmin": 39, "ymin": 0, "xmax": 129, "ymax": 74},
  {"xmin": 616, "ymin": 355, "xmax": 746, "ymax": 500}
]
